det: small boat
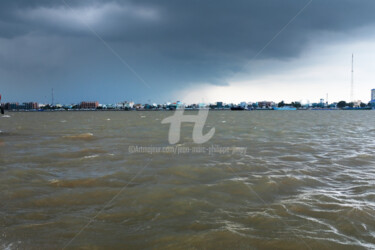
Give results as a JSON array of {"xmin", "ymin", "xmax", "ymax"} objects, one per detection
[
  {"xmin": 273, "ymin": 106, "xmax": 297, "ymax": 111},
  {"xmin": 311, "ymin": 108, "xmax": 337, "ymax": 110}
]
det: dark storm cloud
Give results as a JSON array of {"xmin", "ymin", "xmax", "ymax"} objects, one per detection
[{"xmin": 1, "ymin": 0, "xmax": 375, "ymax": 103}]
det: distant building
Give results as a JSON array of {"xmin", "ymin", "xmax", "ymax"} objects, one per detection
[
  {"xmin": 371, "ymin": 89, "xmax": 375, "ymax": 109},
  {"xmin": 63, "ymin": 104, "xmax": 73, "ymax": 109},
  {"xmin": 144, "ymin": 104, "xmax": 153, "ymax": 109},
  {"xmin": 5, "ymin": 102, "xmax": 18, "ymax": 110},
  {"xmin": 20, "ymin": 102, "xmax": 38, "ymax": 110},
  {"xmin": 198, "ymin": 103, "xmax": 208, "ymax": 109},
  {"xmin": 176, "ymin": 101, "xmax": 185, "ymax": 109},
  {"xmin": 216, "ymin": 102, "xmax": 223, "ymax": 108},
  {"xmin": 167, "ymin": 101, "xmax": 185, "ymax": 109},
  {"xmin": 257, "ymin": 101, "xmax": 274, "ymax": 109},
  {"xmin": 352, "ymin": 100, "xmax": 361, "ymax": 108},
  {"xmin": 186, "ymin": 103, "xmax": 197, "ymax": 109},
  {"xmin": 4, "ymin": 102, "xmax": 38, "ymax": 110},
  {"xmin": 329, "ymin": 102, "xmax": 338, "ymax": 108},
  {"xmin": 105, "ymin": 104, "xmax": 115, "ymax": 109},
  {"xmin": 80, "ymin": 101, "xmax": 99, "ymax": 109},
  {"xmin": 124, "ymin": 101, "xmax": 134, "ymax": 109},
  {"xmin": 134, "ymin": 104, "xmax": 143, "ymax": 109}
]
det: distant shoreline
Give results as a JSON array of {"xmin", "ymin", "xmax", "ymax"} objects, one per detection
[{"xmin": 4, "ymin": 108, "xmax": 374, "ymax": 112}]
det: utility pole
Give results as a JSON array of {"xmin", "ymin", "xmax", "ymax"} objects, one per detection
[
  {"xmin": 350, "ymin": 54, "xmax": 354, "ymax": 102},
  {"xmin": 0, "ymin": 94, "xmax": 4, "ymax": 114},
  {"xmin": 52, "ymin": 88, "xmax": 54, "ymax": 106}
]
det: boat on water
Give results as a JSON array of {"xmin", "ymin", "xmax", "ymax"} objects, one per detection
[
  {"xmin": 343, "ymin": 107, "xmax": 372, "ymax": 110},
  {"xmin": 311, "ymin": 108, "xmax": 337, "ymax": 111},
  {"xmin": 230, "ymin": 106, "xmax": 245, "ymax": 111},
  {"xmin": 273, "ymin": 106, "xmax": 297, "ymax": 111}
]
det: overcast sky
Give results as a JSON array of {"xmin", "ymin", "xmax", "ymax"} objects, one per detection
[{"xmin": 1, "ymin": 0, "xmax": 375, "ymax": 104}]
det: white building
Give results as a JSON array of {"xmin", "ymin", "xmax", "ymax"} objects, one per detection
[
  {"xmin": 125, "ymin": 102, "xmax": 134, "ymax": 108},
  {"xmin": 353, "ymin": 100, "xmax": 362, "ymax": 108}
]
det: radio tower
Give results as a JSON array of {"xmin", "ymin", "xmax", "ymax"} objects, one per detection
[
  {"xmin": 350, "ymin": 54, "xmax": 354, "ymax": 102},
  {"xmin": 52, "ymin": 88, "xmax": 54, "ymax": 106}
]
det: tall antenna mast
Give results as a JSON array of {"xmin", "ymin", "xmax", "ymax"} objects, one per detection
[
  {"xmin": 350, "ymin": 54, "xmax": 354, "ymax": 102},
  {"xmin": 52, "ymin": 88, "xmax": 54, "ymax": 106}
]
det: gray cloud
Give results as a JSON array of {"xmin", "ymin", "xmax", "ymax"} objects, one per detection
[{"xmin": 1, "ymin": 0, "xmax": 375, "ymax": 103}]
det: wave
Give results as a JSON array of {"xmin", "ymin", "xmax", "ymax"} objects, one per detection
[
  {"xmin": 82, "ymin": 154, "xmax": 100, "ymax": 159},
  {"xmin": 62, "ymin": 133, "xmax": 94, "ymax": 140}
]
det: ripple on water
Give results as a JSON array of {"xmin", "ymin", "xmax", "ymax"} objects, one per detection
[{"xmin": 52, "ymin": 148, "xmax": 107, "ymax": 159}]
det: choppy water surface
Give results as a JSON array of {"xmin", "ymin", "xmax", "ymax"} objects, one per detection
[{"xmin": 1, "ymin": 111, "xmax": 375, "ymax": 249}]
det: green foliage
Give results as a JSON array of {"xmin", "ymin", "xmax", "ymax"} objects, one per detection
[
  {"xmin": 337, "ymin": 101, "xmax": 347, "ymax": 108},
  {"xmin": 278, "ymin": 101, "xmax": 285, "ymax": 107},
  {"xmin": 291, "ymin": 102, "xmax": 301, "ymax": 108}
]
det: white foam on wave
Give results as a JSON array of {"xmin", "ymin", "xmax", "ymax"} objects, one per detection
[
  {"xmin": 106, "ymin": 118, "xmax": 111, "ymax": 121},
  {"xmin": 49, "ymin": 179, "xmax": 59, "ymax": 184},
  {"xmin": 2, "ymin": 242, "xmax": 19, "ymax": 250},
  {"xmin": 83, "ymin": 154, "xmax": 100, "ymax": 159},
  {"xmin": 2, "ymin": 115, "xmax": 10, "ymax": 118}
]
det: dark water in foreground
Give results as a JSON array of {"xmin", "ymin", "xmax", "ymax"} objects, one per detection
[{"xmin": 0, "ymin": 111, "xmax": 375, "ymax": 249}]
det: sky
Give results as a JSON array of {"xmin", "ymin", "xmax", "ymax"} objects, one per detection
[{"xmin": 1, "ymin": 0, "xmax": 375, "ymax": 104}]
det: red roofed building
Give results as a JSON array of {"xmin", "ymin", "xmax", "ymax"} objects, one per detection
[{"xmin": 80, "ymin": 101, "xmax": 99, "ymax": 109}]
